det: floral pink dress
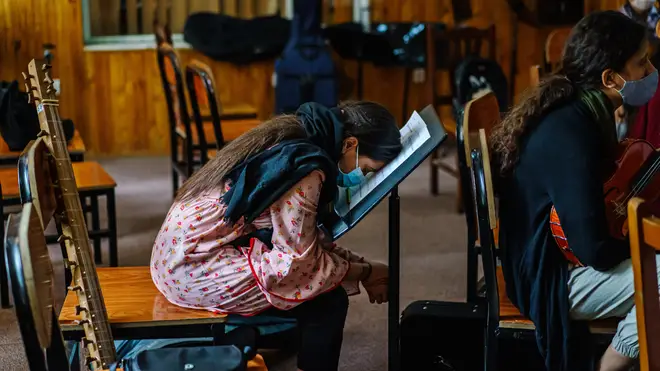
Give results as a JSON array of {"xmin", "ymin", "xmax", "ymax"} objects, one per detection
[{"xmin": 150, "ymin": 170, "xmax": 357, "ymax": 315}]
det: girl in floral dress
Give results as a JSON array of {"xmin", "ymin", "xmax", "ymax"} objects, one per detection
[{"xmin": 151, "ymin": 101, "xmax": 402, "ymax": 371}]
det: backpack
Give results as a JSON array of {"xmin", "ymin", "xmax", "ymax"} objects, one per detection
[
  {"xmin": 274, "ymin": 0, "xmax": 337, "ymax": 114},
  {"xmin": 0, "ymin": 81, "xmax": 41, "ymax": 151},
  {"xmin": 452, "ymin": 56, "xmax": 509, "ymax": 117}
]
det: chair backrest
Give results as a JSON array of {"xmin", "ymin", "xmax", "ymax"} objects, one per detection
[
  {"xmin": 428, "ymin": 25, "xmax": 497, "ymax": 107},
  {"xmin": 529, "ymin": 65, "xmax": 541, "ymax": 87},
  {"xmin": 628, "ymin": 197, "xmax": 660, "ymax": 371},
  {"xmin": 153, "ymin": 20, "xmax": 173, "ymax": 47},
  {"xmin": 5, "ymin": 202, "xmax": 69, "ymax": 370},
  {"xmin": 462, "ymin": 92, "xmax": 500, "ymax": 169},
  {"xmin": 156, "ymin": 43, "xmax": 194, "ymax": 151},
  {"xmin": 544, "ymin": 28, "xmax": 571, "ymax": 73},
  {"xmin": 185, "ymin": 60, "xmax": 225, "ymax": 165}
]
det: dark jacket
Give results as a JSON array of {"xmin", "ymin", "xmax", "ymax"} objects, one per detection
[{"xmin": 495, "ymin": 99, "xmax": 630, "ymax": 370}]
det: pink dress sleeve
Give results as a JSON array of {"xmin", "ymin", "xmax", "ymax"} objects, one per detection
[{"xmin": 247, "ymin": 170, "xmax": 351, "ymax": 306}]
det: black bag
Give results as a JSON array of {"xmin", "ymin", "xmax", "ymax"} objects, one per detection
[
  {"xmin": 183, "ymin": 12, "xmax": 290, "ymax": 65},
  {"xmin": 118, "ymin": 344, "xmax": 251, "ymax": 371},
  {"xmin": 0, "ymin": 80, "xmax": 40, "ymax": 151},
  {"xmin": 400, "ymin": 300, "xmax": 486, "ymax": 370},
  {"xmin": 452, "ymin": 56, "xmax": 509, "ymax": 117}
]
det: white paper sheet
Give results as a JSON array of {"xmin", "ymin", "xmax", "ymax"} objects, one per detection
[{"xmin": 335, "ymin": 110, "xmax": 431, "ymax": 216}]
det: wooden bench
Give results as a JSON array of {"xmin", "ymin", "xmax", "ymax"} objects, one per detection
[
  {"xmin": 59, "ymin": 267, "xmax": 228, "ymax": 339},
  {"xmin": 0, "ymin": 129, "xmax": 85, "ymax": 165}
]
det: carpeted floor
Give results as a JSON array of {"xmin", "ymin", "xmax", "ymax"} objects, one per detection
[{"xmin": 0, "ymin": 155, "xmax": 468, "ymax": 371}]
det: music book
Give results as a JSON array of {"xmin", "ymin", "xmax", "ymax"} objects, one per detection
[{"xmin": 323, "ymin": 105, "xmax": 448, "ymax": 241}]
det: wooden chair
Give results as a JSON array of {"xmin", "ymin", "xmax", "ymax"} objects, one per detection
[
  {"xmin": 455, "ymin": 93, "xmax": 500, "ymax": 301},
  {"xmin": 529, "ymin": 65, "xmax": 541, "ymax": 87},
  {"xmin": 544, "ymin": 28, "xmax": 571, "ymax": 73},
  {"xmin": 156, "ymin": 43, "xmax": 258, "ymax": 194},
  {"xmin": 185, "ymin": 60, "xmax": 262, "ymax": 166},
  {"xmin": 628, "ymin": 197, "xmax": 660, "ymax": 371},
  {"xmin": 469, "ymin": 130, "xmax": 621, "ymax": 370},
  {"xmin": 425, "ymin": 24, "xmax": 497, "ymax": 196},
  {"xmin": 5, "ymin": 202, "xmax": 70, "ymax": 370},
  {"xmin": 0, "ymin": 144, "xmax": 118, "ymax": 309}
]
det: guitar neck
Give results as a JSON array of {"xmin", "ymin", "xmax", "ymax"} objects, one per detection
[{"xmin": 37, "ymin": 100, "xmax": 117, "ymax": 368}]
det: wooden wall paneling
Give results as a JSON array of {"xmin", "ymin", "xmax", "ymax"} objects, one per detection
[
  {"xmin": 103, "ymin": 0, "xmax": 121, "ymax": 35},
  {"xmin": 89, "ymin": 0, "xmax": 102, "ymax": 36},
  {"xmin": 171, "ymin": 1, "xmax": 188, "ymax": 33},
  {"xmin": 126, "ymin": 0, "xmax": 138, "ymax": 34},
  {"xmin": 222, "ymin": 0, "xmax": 239, "ymax": 16},
  {"xmin": 143, "ymin": 0, "xmax": 156, "ymax": 34},
  {"xmin": 157, "ymin": 0, "xmax": 170, "ymax": 31}
]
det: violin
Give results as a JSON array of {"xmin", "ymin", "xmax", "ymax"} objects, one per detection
[{"xmin": 550, "ymin": 139, "xmax": 660, "ymax": 266}]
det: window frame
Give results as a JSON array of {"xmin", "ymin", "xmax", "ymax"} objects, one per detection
[{"xmin": 81, "ymin": 0, "xmax": 369, "ymax": 51}]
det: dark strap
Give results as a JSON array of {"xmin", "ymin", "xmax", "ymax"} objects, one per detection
[{"xmin": 231, "ymin": 228, "xmax": 274, "ymax": 251}]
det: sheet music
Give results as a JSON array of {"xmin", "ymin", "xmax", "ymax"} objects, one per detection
[{"xmin": 335, "ymin": 111, "xmax": 431, "ymax": 216}]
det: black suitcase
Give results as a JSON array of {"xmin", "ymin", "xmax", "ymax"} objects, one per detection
[{"xmin": 400, "ymin": 300, "xmax": 487, "ymax": 371}]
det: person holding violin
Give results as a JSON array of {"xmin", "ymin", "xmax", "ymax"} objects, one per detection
[{"xmin": 490, "ymin": 11, "xmax": 659, "ymax": 371}]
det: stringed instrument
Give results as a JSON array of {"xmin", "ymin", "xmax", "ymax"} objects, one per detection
[
  {"xmin": 550, "ymin": 139, "xmax": 660, "ymax": 266},
  {"xmin": 24, "ymin": 59, "xmax": 118, "ymax": 370}
]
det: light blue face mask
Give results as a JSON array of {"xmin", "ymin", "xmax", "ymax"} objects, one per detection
[
  {"xmin": 337, "ymin": 146, "xmax": 366, "ymax": 188},
  {"xmin": 617, "ymin": 69, "xmax": 659, "ymax": 107}
]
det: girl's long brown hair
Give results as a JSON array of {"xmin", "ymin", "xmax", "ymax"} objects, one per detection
[
  {"xmin": 175, "ymin": 100, "xmax": 401, "ymax": 203},
  {"xmin": 489, "ymin": 10, "xmax": 646, "ymax": 176},
  {"xmin": 175, "ymin": 114, "xmax": 306, "ymax": 202}
]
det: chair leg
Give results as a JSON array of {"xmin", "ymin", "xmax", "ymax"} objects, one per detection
[
  {"xmin": 106, "ymin": 190, "xmax": 118, "ymax": 267},
  {"xmin": 430, "ymin": 149, "xmax": 439, "ymax": 195},
  {"xmin": 172, "ymin": 169, "xmax": 179, "ymax": 198},
  {"xmin": 1, "ymin": 207, "xmax": 9, "ymax": 309},
  {"xmin": 455, "ymin": 156, "xmax": 464, "ymax": 213}
]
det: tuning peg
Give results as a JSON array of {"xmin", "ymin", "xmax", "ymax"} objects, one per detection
[
  {"xmin": 41, "ymin": 63, "xmax": 52, "ymax": 71},
  {"xmin": 67, "ymin": 285, "xmax": 82, "ymax": 292},
  {"xmin": 81, "ymin": 337, "xmax": 95, "ymax": 348},
  {"xmin": 77, "ymin": 318, "xmax": 90, "ymax": 325},
  {"xmin": 36, "ymin": 130, "xmax": 48, "ymax": 137},
  {"xmin": 58, "ymin": 234, "xmax": 72, "ymax": 243},
  {"xmin": 74, "ymin": 305, "xmax": 87, "ymax": 315},
  {"xmin": 64, "ymin": 260, "xmax": 77, "ymax": 269},
  {"xmin": 85, "ymin": 356, "xmax": 99, "ymax": 368}
]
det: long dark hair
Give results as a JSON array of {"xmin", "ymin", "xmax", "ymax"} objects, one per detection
[
  {"xmin": 490, "ymin": 10, "xmax": 647, "ymax": 175},
  {"xmin": 175, "ymin": 100, "xmax": 401, "ymax": 202}
]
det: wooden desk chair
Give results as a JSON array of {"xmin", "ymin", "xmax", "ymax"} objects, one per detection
[
  {"xmin": 455, "ymin": 94, "xmax": 500, "ymax": 301},
  {"xmin": 185, "ymin": 60, "xmax": 262, "ymax": 166},
  {"xmin": 469, "ymin": 130, "xmax": 620, "ymax": 370},
  {"xmin": 544, "ymin": 28, "xmax": 571, "ymax": 74},
  {"xmin": 529, "ymin": 65, "xmax": 541, "ymax": 87},
  {"xmin": 0, "ymin": 148, "xmax": 118, "ymax": 309},
  {"xmin": 628, "ymin": 197, "xmax": 660, "ymax": 371},
  {"xmin": 156, "ymin": 43, "xmax": 258, "ymax": 195},
  {"xmin": 425, "ymin": 24, "xmax": 497, "ymax": 196},
  {"xmin": 5, "ymin": 202, "xmax": 70, "ymax": 370}
]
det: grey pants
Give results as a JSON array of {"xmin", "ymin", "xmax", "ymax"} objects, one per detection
[{"xmin": 568, "ymin": 256, "xmax": 660, "ymax": 359}]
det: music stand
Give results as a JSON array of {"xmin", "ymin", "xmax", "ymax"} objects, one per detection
[{"xmin": 324, "ymin": 105, "xmax": 448, "ymax": 371}]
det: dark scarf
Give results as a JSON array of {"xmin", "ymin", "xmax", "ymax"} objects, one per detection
[
  {"xmin": 220, "ymin": 102, "xmax": 344, "ymax": 225},
  {"xmin": 577, "ymin": 88, "xmax": 620, "ymax": 156}
]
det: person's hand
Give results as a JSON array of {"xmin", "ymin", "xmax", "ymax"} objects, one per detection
[{"xmin": 361, "ymin": 261, "xmax": 388, "ymax": 304}]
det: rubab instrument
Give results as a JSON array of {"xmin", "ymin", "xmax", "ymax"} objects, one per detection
[{"xmin": 24, "ymin": 59, "xmax": 117, "ymax": 370}]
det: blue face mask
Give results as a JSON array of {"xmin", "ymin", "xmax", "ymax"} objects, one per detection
[
  {"xmin": 617, "ymin": 70, "xmax": 659, "ymax": 107},
  {"xmin": 337, "ymin": 146, "xmax": 366, "ymax": 188}
]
